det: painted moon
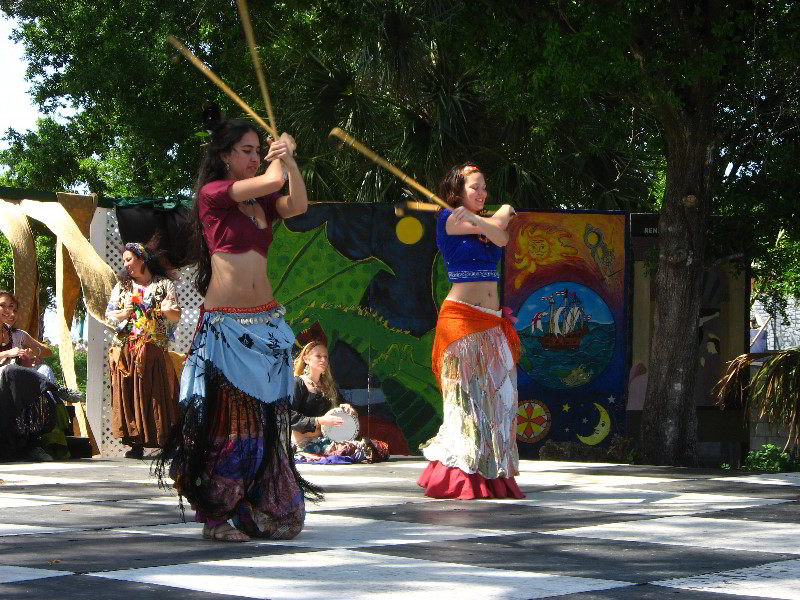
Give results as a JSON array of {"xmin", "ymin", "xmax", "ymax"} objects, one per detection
[{"xmin": 576, "ymin": 402, "xmax": 610, "ymax": 446}]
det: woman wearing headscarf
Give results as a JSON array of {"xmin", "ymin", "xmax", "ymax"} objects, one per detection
[{"xmin": 105, "ymin": 242, "xmax": 181, "ymax": 458}]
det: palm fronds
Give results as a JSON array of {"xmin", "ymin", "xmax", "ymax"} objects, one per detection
[{"xmin": 715, "ymin": 350, "xmax": 800, "ymax": 449}]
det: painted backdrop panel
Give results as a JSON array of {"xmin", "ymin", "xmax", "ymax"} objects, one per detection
[
  {"xmin": 272, "ymin": 203, "xmax": 444, "ymax": 454},
  {"xmin": 503, "ymin": 211, "xmax": 629, "ymax": 458}
]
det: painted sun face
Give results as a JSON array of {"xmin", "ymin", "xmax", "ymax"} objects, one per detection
[
  {"xmin": 529, "ymin": 238, "xmax": 550, "ymax": 260},
  {"xmin": 512, "ymin": 225, "xmax": 579, "ymax": 289}
]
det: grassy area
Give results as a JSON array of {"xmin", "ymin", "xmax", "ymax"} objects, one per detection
[{"xmin": 41, "ymin": 346, "xmax": 88, "ymax": 395}]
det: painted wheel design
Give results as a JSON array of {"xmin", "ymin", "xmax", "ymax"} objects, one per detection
[{"xmin": 516, "ymin": 399, "xmax": 551, "ymax": 443}]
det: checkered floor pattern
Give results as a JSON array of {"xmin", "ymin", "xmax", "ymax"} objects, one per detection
[{"xmin": 0, "ymin": 458, "xmax": 798, "ymax": 599}]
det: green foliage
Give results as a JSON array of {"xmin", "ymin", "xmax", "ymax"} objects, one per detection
[
  {"xmin": 0, "ymin": 117, "xmax": 101, "ymax": 192},
  {"xmin": 41, "ymin": 346, "xmax": 88, "ymax": 396},
  {"xmin": 269, "ymin": 219, "xmax": 438, "ymax": 451},
  {"xmin": 742, "ymin": 444, "xmax": 799, "ymax": 473},
  {"xmin": 432, "ymin": 252, "xmax": 449, "ymax": 311},
  {"xmin": 268, "ymin": 221, "xmax": 392, "ymax": 309},
  {"xmin": 0, "ymin": 0, "xmax": 670, "ymax": 211},
  {"xmin": 716, "ymin": 348, "xmax": 800, "ymax": 448},
  {"xmin": 0, "ymin": 225, "xmax": 58, "ymax": 313},
  {"xmin": 0, "ymin": 235, "xmax": 12, "ymax": 292}
]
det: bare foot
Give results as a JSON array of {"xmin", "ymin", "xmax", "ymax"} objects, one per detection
[{"xmin": 203, "ymin": 522, "xmax": 250, "ymax": 542}]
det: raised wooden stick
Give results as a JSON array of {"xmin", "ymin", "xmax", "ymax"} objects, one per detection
[
  {"xmin": 167, "ymin": 35, "xmax": 277, "ymax": 138},
  {"xmin": 403, "ymin": 200, "xmax": 440, "ymax": 212},
  {"xmin": 328, "ymin": 127, "xmax": 448, "ymax": 210},
  {"xmin": 235, "ymin": 0, "xmax": 279, "ymax": 138}
]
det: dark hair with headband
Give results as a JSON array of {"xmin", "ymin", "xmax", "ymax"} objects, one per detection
[
  {"xmin": 188, "ymin": 115, "xmax": 263, "ymax": 296},
  {"xmin": 439, "ymin": 162, "xmax": 482, "ymax": 209},
  {"xmin": 118, "ymin": 238, "xmax": 175, "ymax": 284}
]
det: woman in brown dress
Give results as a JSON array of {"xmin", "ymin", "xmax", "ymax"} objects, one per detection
[{"xmin": 105, "ymin": 242, "xmax": 181, "ymax": 458}]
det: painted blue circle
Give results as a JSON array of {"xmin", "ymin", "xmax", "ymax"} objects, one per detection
[{"xmin": 515, "ymin": 282, "xmax": 615, "ymax": 389}]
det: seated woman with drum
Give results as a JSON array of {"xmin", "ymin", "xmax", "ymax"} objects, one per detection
[{"xmin": 290, "ymin": 340, "xmax": 357, "ymax": 454}]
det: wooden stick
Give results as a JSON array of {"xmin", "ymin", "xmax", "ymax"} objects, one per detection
[
  {"xmin": 328, "ymin": 127, "xmax": 448, "ymax": 210},
  {"xmin": 167, "ymin": 35, "xmax": 277, "ymax": 138},
  {"xmin": 393, "ymin": 201, "xmax": 441, "ymax": 217},
  {"xmin": 235, "ymin": 0, "xmax": 279, "ymax": 138},
  {"xmin": 403, "ymin": 200, "xmax": 440, "ymax": 212}
]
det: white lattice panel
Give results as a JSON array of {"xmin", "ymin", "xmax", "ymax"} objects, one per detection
[{"xmin": 99, "ymin": 211, "xmax": 203, "ymax": 456}]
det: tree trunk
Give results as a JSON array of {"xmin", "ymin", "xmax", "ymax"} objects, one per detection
[{"xmin": 640, "ymin": 110, "xmax": 715, "ymax": 466}]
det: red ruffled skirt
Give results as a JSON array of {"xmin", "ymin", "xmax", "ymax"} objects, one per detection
[{"xmin": 417, "ymin": 460, "xmax": 525, "ymax": 500}]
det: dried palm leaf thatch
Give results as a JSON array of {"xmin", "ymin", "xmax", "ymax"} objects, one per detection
[{"xmin": 715, "ymin": 350, "xmax": 800, "ymax": 449}]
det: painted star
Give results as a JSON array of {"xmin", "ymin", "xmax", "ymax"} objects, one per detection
[
  {"xmin": 608, "ymin": 395, "xmax": 616, "ymax": 403},
  {"xmin": 562, "ymin": 403, "xmax": 570, "ymax": 412},
  {"xmin": 582, "ymin": 418, "xmax": 588, "ymax": 424}
]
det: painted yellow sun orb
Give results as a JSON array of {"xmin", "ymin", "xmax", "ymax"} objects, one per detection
[{"xmin": 396, "ymin": 216, "xmax": 423, "ymax": 245}]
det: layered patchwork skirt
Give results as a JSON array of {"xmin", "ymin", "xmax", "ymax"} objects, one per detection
[
  {"xmin": 419, "ymin": 301, "xmax": 524, "ymax": 499},
  {"xmin": 160, "ymin": 302, "xmax": 319, "ymax": 539}
]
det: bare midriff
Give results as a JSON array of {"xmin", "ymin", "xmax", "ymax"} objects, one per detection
[
  {"xmin": 204, "ymin": 250, "xmax": 275, "ymax": 309},
  {"xmin": 446, "ymin": 281, "xmax": 500, "ymax": 311}
]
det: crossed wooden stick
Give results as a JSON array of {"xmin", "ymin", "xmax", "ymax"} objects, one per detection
[{"xmin": 169, "ymin": 2, "xmax": 443, "ymax": 214}]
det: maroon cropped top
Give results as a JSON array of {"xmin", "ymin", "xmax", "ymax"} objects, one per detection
[{"xmin": 198, "ymin": 180, "xmax": 281, "ymax": 257}]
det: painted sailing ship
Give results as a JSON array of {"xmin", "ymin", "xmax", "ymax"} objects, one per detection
[{"xmin": 531, "ymin": 288, "xmax": 590, "ymax": 350}]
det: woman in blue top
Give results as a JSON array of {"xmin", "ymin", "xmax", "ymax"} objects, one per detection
[{"xmin": 418, "ymin": 163, "xmax": 524, "ymax": 499}]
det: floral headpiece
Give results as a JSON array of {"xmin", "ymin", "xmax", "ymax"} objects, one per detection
[
  {"xmin": 461, "ymin": 165, "xmax": 480, "ymax": 177},
  {"xmin": 124, "ymin": 242, "xmax": 150, "ymax": 263}
]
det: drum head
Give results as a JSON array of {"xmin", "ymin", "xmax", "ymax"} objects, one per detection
[{"xmin": 321, "ymin": 407, "xmax": 359, "ymax": 442}]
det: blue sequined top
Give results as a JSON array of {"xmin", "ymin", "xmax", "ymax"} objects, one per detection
[{"xmin": 436, "ymin": 209, "xmax": 502, "ymax": 283}]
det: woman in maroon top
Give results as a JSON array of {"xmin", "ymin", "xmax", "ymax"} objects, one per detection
[{"xmin": 160, "ymin": 117, "xmax": 319, "ymax": 542}]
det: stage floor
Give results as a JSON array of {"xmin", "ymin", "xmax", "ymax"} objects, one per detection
[{"xmin": 0, "ymin": 457, "xmax": 798, "ymax": 599}]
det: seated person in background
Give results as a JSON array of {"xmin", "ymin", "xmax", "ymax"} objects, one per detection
[
  {"xmin": 291, "ymin": 340, "xmax": 356, "ymax": 453},
  {"xmin": 0, "ymin": 291, "xmax": 55, "ymax": 379},
  {"xmin": 291, "ymin": 340, "xmax": 389, "ymax": 462},
  {"xmin": 0, "ymin": 290, "xmax": 75, "ymax": 461}
]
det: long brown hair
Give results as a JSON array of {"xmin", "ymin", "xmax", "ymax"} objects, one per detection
[
  {"xmin": 293, "ymin": 341, "xmax": 338, "ymax": 405},
  {"xmin": 189, "ymin": 117, "xmax": 263, "ymax": 295}
]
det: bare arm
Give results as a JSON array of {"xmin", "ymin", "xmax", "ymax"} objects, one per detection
[
  {"xmin": 272, "ymin": 134, "xmax": 308, "ymax": 219},
  {"xmin": 446, "ymin": 207, "xmax": 510, "ymax": 246},
  {"xmin": 486, "ymin": 204, "xmax": 517, "ymax": 230},
  {"xmin": 159, "ymin": 283, "xmax": 182, "ymax": 323},
  {"xmin": 105, "ymin": 284, "xmax": 133, "ymax": 324},
  {"xmin": 160, "ymin": 307, "xmax": 182, "ymax": 323},
  {"xmin": 106, "ymin": 300, "xmax": 134, "ymax": 322},
  {"xmin": 23, "ymin": 333, "xmax": 52, "ymax": 359},
  {"xmin": 0, "ymin": 346, "xmax": 26, "ymax": 361},
  {"xmin": 274, "ymin": 160, "xmax": 308, "ymax": 219},
  {"xmin": 228, "ymin": 141, "xmax": 290, "ymax": 203}
]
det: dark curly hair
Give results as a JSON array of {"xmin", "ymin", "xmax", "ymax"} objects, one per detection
[
  {"xmin": 188, "ymin": 116, "xmax": 263, "ymax": 296},
  {"xmin": 118, "ymin": 239, "xmax": 175, "ymax": 285},
  {"xmin": 438, "ymin": 162, "xmax": 482, "ymax": 209}
]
